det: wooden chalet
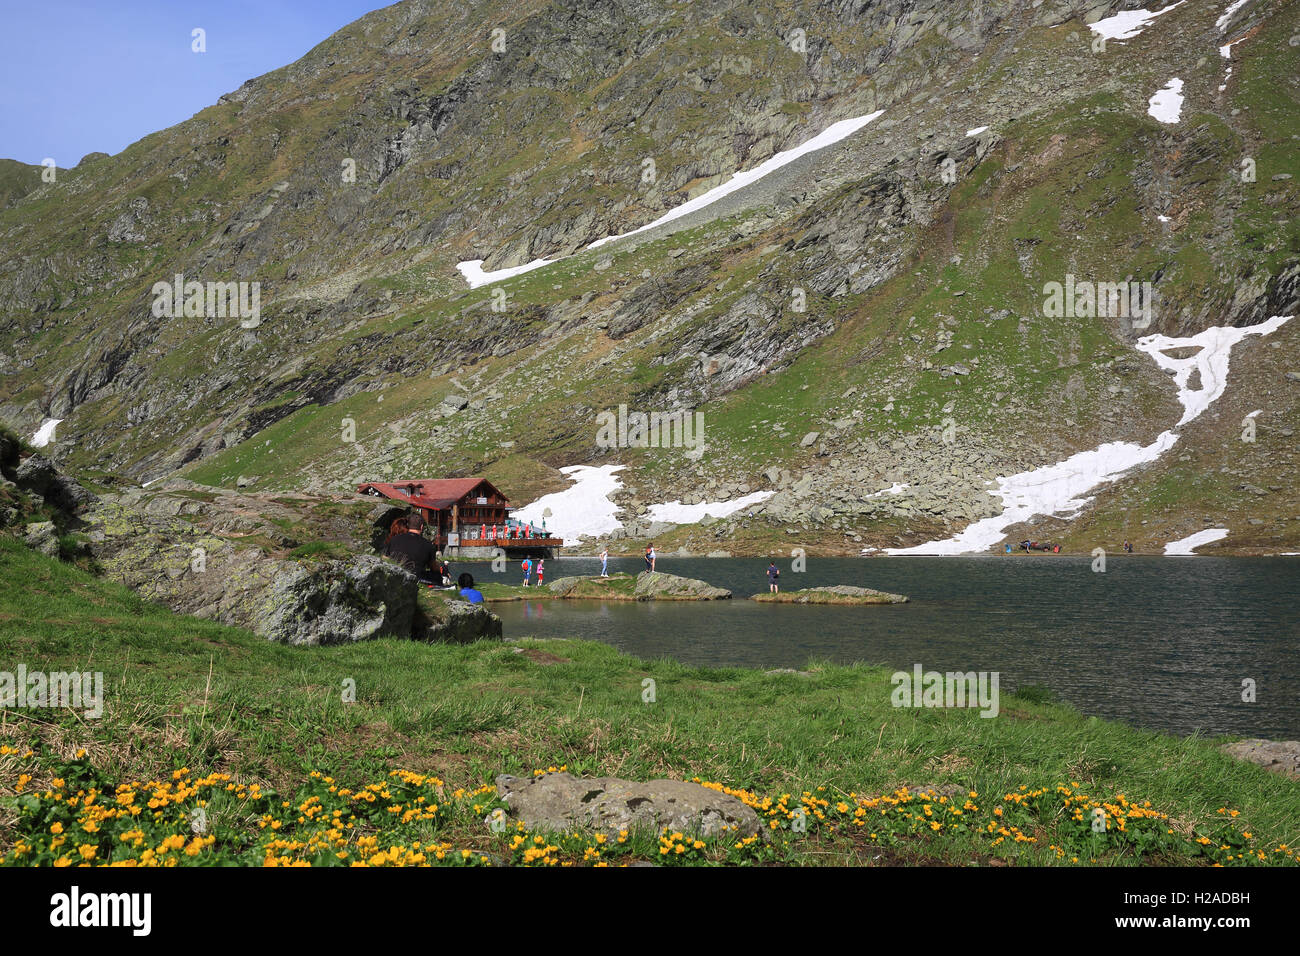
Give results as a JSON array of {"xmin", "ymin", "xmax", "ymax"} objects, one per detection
[{"xmin": 357, "ymin": 477, "xmax": 561, "ymax": 554}]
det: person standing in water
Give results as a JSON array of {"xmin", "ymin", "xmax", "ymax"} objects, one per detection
[
  {"xmin": 767, "ymin": 560, "xmax": 780, "ymax": 593},
  {"xmin": 600, "ymin": 547, "xmax": 609, "ymax": 577}
]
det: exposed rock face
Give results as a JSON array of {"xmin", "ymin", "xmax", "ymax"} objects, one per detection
[
  {"xmin": 258, "ymin": 555, "xmax": 419, "ymax": 646},
  {"xmin": 415, "ymin": 596, "xmax": 503, "ymax": 643},
  {"xmin": 633, "ymin": 571, "xmax": 731, "ymax": 600},
  {"xmin": 12, "ymin": 454, "xmax": 97, "ymax": 513},
  {"xmin": 23, "ymin": 521, "xmax": 59, "ymax": 557},
  {"xmin": 1221, "ymin": 739, "xmax": 1300, "ymax": 779},
  {"xmin": 496, "ymin": 771, "xmax": 759, "ymax": 837},
  {"xmin": 79, "ymin": 494, "xmax": 498, "ymax": 646}
]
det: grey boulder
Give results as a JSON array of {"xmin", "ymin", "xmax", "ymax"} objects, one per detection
[{"xmin": 496, "ymin": 772, "xmax": 759, "ymax": 837}]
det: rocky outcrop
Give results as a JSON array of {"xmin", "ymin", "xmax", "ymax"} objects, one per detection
[
  {"xmin": 78, "ymin": 495, "xmax": 497, "ymax": 646},
  {"xmin": 23, "ymin": 521, "xmax": 59, "ymax": 558},
  {"xmin": 1221, "ymin": 739, "xmax": 1300, "ymax": 779},
  {"xmin": 257, "ymin": 555, "xmax": 419, "ymax": 646},
  {"xmin": 752, "ymin": 585, "xmax": 909, "ymax": 604},
  {"xmin": 633, "ymin": 571, "xmax": 731, "ymax": 600},
  {"xmin": 11, "ymin": 453, "xmax": 97, "ymax": 514},
  {"xmin": 415, "ymin": 595, "xmax": 503, "ymax": 643},
  {"xmin": 496, "ymin": 771, "xmax": 759, "ymax": 838}
]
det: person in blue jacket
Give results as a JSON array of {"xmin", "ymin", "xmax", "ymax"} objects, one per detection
[{"xmin": 457, "ymin": 572, "xmax": 483, "ymax": 604}]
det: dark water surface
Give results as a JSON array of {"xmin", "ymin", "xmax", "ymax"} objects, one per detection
[{"xmin": 454, "ymin": 556, "xmax": 1300, "ymax": 739}]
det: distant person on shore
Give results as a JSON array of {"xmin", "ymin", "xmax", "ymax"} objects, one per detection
[
  {"xmin": 521, "ymin": 556, "xmax": 533, "ymax": 587},
  {"xmin": 600, "ymin": 547, "xmax": 609, "ymax": 577},
  {"xmin": 383, "ymin": 512, "xmax": 436, "ymax": 584},
  {"xmin": 767, "ymin": 560, "xmax": 780, "ymax": 593},
  {"xmin": 536, "ymin": 559, "xmax": 545, "ymax": 586},
  {"xmin": 1124, "ymin": 540, "xmax": 1133, "ymax": 554},
  {"xmin": 457, "ymin": 572, "xmax": 483, "ymax": 604}
]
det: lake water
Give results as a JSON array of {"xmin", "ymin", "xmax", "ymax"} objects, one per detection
[{"xmin": 453, "ymin": 556, "xmax": 1300, "ymax": 739}]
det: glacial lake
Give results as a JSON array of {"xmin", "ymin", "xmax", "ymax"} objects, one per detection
[{"xmin": 453, "ymin": 556, "xmax": 1300, "ymax": 740}]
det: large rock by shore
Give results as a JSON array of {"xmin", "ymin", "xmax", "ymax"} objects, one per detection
[
  {"xmin": 488, "ymin": 571, "xmax": 731, "ymax": 601},
  {"xmin": 496, "ymin": 771, "xmax": 759, "ymax": 837},
  {"xmin": 751, "ymin": 585, "xmax": 909, "ymax": 605},
  {"xmin": 633, "ymin": 571, "xmax": 731, "ymax": 600},
  {"xmin": 80, "ymin": 495, "xmax": 500, "ymax": 646}
]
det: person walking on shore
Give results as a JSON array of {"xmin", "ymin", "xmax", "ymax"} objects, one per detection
[
  {"xmin": 600, "ymin": 547, "xmax": 609, "ymax": 577},
  {"xmin": 521, "ymin": 556, "xmax": 532, "ymax": 587},
  {"xmin": 767, "ymin": 560, "xmax": 780, "ymax": 593}
]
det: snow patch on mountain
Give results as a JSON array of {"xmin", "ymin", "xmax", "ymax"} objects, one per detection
[
  {"xmin": 885, "ymin": 316, "xmax": 1291, "ymax": 555},
  {"xmin": 1217, "ymin": 0, "xmax": 1251, "ymax": 31},
  {"xmin": 1148, "ymin": 78, "xmax": 1184, "ymax": 123},
  {"xmin": 513, "ymin": 465, "xmax": 626, "ymax": 544},
  {"xmin": 1164, "ymin": 528, "xmax": 1230, "ymax": 554},
  {"xmin": 1089, "ymin": 3, "xmax": 1185, "ymax": 41},
  {"xmin": 457, "ymin": 111, "xmax": 886, "ymax": 288},
  {"xmin": 645, "ymin": 491, "xmax": 773, "ymax": 525},
  {"xmin": 32, "ymin": 419, "xmax": 62, "ymax": 448}
]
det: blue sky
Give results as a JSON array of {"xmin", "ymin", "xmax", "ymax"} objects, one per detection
[{"xmin": 0, "ymin": 0, "xmax": 393, "ymax": 166}]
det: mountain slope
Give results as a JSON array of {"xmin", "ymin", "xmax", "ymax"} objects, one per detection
[{"xmin": 1, "ymin": 0, "xmax": 1298, "ymax": 554}]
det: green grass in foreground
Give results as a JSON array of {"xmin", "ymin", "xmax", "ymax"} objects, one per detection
[{"xmin": 0, "ymin": 537, "xmax": 1296, "ymax": 866}]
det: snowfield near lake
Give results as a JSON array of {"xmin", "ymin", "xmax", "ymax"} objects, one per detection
[
  {"xmin": 1148, "ymin": 78, "xmax": 1184, "ymax": 123},
  {"xmin": 512, "ymin": 465, "xmax": 626, "ymax": 544},
  {"xmin": 32, "ymin": 418, "xmax": 62, "ymax": 448},
  {"xmin": 887, "ymin": 316, "xmax": 1291, "ymax": 555},
  {"xmin": 1165, "ymin": 528, "xmax": 1230, "ymax": 555},
  {"xmin": 515, "ymin": 466, "xmax": 772, "ymax": 544},
  {"xmin": 1088, "ymin": 3, "xmax": 1185, "ymax": 42},
  {"xmin": 884, "ymin": 434, "xmax": 1180, "ymax": 555},
  {"xmin": 457, "ymin": 111, "xmax": 885, "ymax": 288},
  {"xmin": 645, "ymin": 491, "xmax": 773, "ymax": 525},
  {"xmin": 965, "ymin": 126, "xmax": 989, "ymax": 137}
]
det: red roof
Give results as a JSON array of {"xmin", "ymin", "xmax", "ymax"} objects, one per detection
[{"xmin": 357, "ymin": 478, "xmax": 507, "ymax": 510}]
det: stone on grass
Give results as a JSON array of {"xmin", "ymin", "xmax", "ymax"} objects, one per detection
[
  {"xmin": 496, "ymin": 772, "xmax": 759, "ymax": 837},
  {"xmin": 1221, "ymin": 739, "xmax": 1300, "ymax": 779}
]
